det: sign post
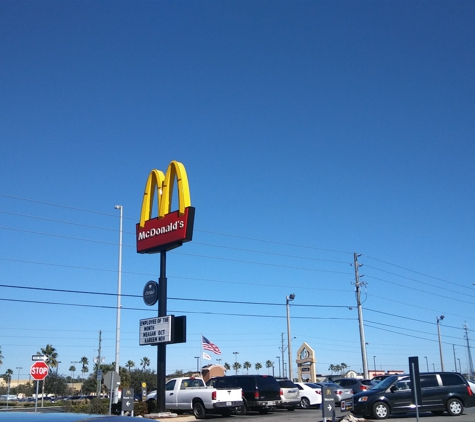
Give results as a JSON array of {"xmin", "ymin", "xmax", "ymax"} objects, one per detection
[
  {"xmin": 321, "ymin": 385, "xmax": 335, "ymax": 422},
  {"xmin": 30, "ymin": 361, "xmax": 49, "ymax": 413}
]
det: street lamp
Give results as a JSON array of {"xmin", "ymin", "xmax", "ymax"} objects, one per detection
[
  {"xmin": 233, "ymin": 352, "xmax": 239, "ymax": 375},
  {"xmin": 114, "ymin": 204, "xmax": 123, "ymax": 404},
  {"xmin": 16, "ymin": 367, "xmax": 22, "ymax": 388},
  {"xmin": 194, "ymin": 357, "xmax": 200, "ymax": 373},
  {"xmin": 276, "ymin": 356, "xmax": 281, "ymax": 378},
  {"xmin": 286, "ymin": 293, "xmax": 295, "ymax": 380},
  {"xmin": 437, "ymin": 315, "xmax": 445, "ymax": 371},
  {"xmin": 424, "ymin": 356, "xmax": 429, "ymax": 372}
]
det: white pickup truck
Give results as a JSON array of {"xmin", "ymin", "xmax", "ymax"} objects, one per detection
[{"xmin": 147, "ymin": 376, "xmax": 243, "ymax": 419}]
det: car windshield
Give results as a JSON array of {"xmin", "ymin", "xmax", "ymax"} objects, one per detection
[{"xmin": 372, "ymin": 375, "xmax": 400, "ymax": 390}]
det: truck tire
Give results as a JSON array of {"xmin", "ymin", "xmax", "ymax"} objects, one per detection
[
  {"xmin": 447, "ymin": 398, "xmax": 463, "ymax": 416},
  {"xmin": 193, "ymin": 401, "xmax": 207, "ymax": 419},
  {"xmin": 235, "ymin": 403, "xmax": 247, "ymax": 415}
]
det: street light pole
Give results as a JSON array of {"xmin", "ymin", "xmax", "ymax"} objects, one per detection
[
  {"xmin": 16, "ymin": 367, "xmax": 22, "ymax": 388},
  {"xmin": 114, "ymin": 205, "xmax": 123, "ymax": 404},
  {"xmin": 286, "ymin": 293, "xmax": 295, "ymax": 380},
  {"xmin": 373, "ymin": 356, "xmax": 376, "ymax": 372},
  {"xmin": 276, "ymin": 356, "xmax": 281, "ymax": 378},
  {"xmin": 437, "ymin": 315, "xmax": 445, "ymax": 371},
  {"xmin": 424, "ymin": 356, "xmax": 429, "ymax": 372},
  {"xmin": 233, "ymin": 352, "xmax": 239, "ymax": 375},
  {"xmin": 194, "ymin": 357, "xmax": 200, "ymax": 373}
]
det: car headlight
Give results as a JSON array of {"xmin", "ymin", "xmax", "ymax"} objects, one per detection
[{"xmin": 358, "ymin": 397, "xmax": 368, "ymax": 402}]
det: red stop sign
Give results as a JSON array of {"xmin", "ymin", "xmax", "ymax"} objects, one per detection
[{"xmin": 30, "ymin": 361, "xmax": 49, "ymax": 380}]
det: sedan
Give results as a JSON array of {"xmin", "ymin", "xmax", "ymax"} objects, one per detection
[
  {"xmin": 295, "ymin": 382, "xmax": 322, "ymax": 409},
  {"xmin": 313, "ymin": 381, "xmax": 353, "ymax": 405}
]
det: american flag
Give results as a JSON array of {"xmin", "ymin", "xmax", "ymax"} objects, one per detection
[{"xmin": 202, "ymin": 335, "xmax": 221, "ymax": 355}]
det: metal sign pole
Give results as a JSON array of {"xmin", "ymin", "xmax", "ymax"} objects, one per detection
[
  {"xmin": 157, "ymin": 250, "xmax": 167, "ymax": 412},
  {"xmin": 35, "ymin": 380, "xmax": 39, "ymax": 413}
]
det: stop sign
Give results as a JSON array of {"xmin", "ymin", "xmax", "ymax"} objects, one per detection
[{"xmin": 30, "ymin": 361, "xmax": 49, "ymax": 380}]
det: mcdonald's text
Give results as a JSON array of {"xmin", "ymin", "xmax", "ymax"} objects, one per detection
[{"xmin": 136, "ymin": 207, "xmax": 194, "ymax": 253}]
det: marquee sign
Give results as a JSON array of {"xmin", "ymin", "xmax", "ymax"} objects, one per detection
[{"xmin": 136, "ymin": 161, "xmax": 195, "ymax": 253}]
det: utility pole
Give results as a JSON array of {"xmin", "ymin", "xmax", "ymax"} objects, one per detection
[
  {"xmin": 464, "ymin": 323, "xmax": 474, "ymax": 378},
  {"xmin": 280, "ymin": 332, "xmax": 285, "ymax": 378},
  {"xmin": 437, "ymin": 315, "xmax": 445, "ymax": 371},
  {"xmin": 353, "ymin": 253, "xmax": 369, "ymax": 379},
  {"xmin": 96, "ymin": 330, "xmax": 102, "ymax": 397}
]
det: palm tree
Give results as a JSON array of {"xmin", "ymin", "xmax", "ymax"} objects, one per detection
[
  {"xmin": 0, "ymin": 346, "xmax": 3, "ymax": 367},
  {"xmin": 39, "ymin": 344, "xmax": 58, "ymax": 370},
  {"xmin": 232, "ymin": 361, "xmax": 241, "ymax": 375},
  {"xmin": 80, "ymin": 356, "xmax": 89, "ymax": 380},
  {"xmin": 224, "ymin": 362, "xmax": 231, "ymax": 371},
  {"xmin": 126, "ymin": 360, "xmax": 135, "ymax": 372},
  {"xmin": 265, "ymin": 360, "xmax": 273, "ymax": 374},
  {"xmin": 255, "ymin": 362, "xmax": 262, "ymax": 373},
  {"xmin": 340, "ymin": 363, "xmax": 348, "ymax": 374},
  {"xmin": 69, "ymin": 365, "xmax": 76, "ymax": 380},
  {"xmin": 140, "ymin": 357, "xmax": 150, "ymax": 371},
  {"xmin": 243, "ymin": 361, "xmax": 252, "ymax": 374}
]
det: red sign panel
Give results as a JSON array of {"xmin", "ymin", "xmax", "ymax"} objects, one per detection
[
  {"xmin": 136, "ymin": 207, "xmax": 195, "ymax": 253},
  {"xmin": 30, "ymin": 361, "xmax": 49, "ymax": 380}
]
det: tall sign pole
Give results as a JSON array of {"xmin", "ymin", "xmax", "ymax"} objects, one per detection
[
  {"xmin": 157, "ymin": 250, "xmax": 167, "ymax": 412},
  {"xmin": 136, "ymin": 161, "xmax": 194, "ymax": 413}
]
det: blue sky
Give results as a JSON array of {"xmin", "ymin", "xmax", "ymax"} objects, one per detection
[{"xmin": 1, "ymin": 0, "xmax": 474, "ymax": 382}]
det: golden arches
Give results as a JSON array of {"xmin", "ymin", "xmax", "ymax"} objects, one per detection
[{"xmin": 139, "ymin": 161, "xmax": 191, "ymax": 228}]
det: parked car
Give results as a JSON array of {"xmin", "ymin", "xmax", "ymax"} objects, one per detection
[
  {"xmin": 313, "ymin": 381, "xmax": 353, "ymax": 406},
  {"xmin": 351, "ymin": 372, "xmax": 475, "ymax": 419},
  {"xmin": 207, "ymin": 375, "xmax": 281, "ymax": 415},
  {"xmin": 147, "ymin": 376, "xmax": 242, "ymax": 418},
  {"xmin": 333, "ymin": 377, "xmax": 374, "ymax": 392},
  {"xmin": 295, "ymin": 382, "xmax": 322, "ymax": 409},
  {"xmin": 276, "ymin": 379, "xmax": 300, "ymax": 411}
]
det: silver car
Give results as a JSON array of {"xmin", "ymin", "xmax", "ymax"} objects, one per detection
[
  {"xmin": 277, "ymin": 379, "xmax": 301, "ymax": 411},
  {"xmin": 313, "ymin": 381, "xmax": 353, "ymax": 406}
]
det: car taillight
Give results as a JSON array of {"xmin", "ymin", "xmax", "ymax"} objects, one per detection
[
  {"xmin": 316, "ymin": 390, "xmax": 322, "ymax": 395},
  {"xmin": 254, "ymin": 391, "xmax": 259, "ymax": 399},
  {"xmin": 361, "ymin": 385, "xmax": 368, "ymax": 390},
  {"xmin": 212, "ymin": 391, "xmax": 216, "ymax": 400},
  {"xmin": 467, "ymin": 386, "xmax": 473, "ymax": 396},
  {"xmin": 280, "ymin": 389, "xmax": 283, "ymax": 397}
]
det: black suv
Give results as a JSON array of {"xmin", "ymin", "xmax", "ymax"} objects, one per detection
[
  {"xmin": 351, "ymin": 372, "xmax": 475, "ymax": 419},
  {"xmin": 207, "ymin": 375, "xmax": 282, "ymax": 414}
]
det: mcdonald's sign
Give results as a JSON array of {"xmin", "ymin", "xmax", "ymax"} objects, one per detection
[{"xmin": 136, "ymin": 161, "xmax": 195, "ymax": 253}]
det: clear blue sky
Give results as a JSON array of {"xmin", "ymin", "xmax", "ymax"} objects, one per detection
[{"xmin": 1, "ymin": 0, "xmax": 474, "ymax": 382}]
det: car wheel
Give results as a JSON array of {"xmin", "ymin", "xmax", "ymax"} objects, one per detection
[
  {"xmin": 300, "ymin": 397, "xmax": 311, "ymax": 409},
  {"xmin": 193, "ymin": 401, "xmax": 206, "ymax": 419},
  {"xmin": 372, "ymin": 402, "xmax": 390, "ymax": 419},
  {"xmin": 447, "ymin": 398, "xmax": 463, "ymax": 416}
]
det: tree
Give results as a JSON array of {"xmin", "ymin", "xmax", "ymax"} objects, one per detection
[
  {"xmin": 80, "ymin": 356, "xmax": 89, "ymax": 380},
  {"xmin": 39, "ymin": 344, "xmax": 58, "ymax": 370},
  {"xmin": 255, "ymin": 362, "xmax": 262, "ymax": 373},
  {"xmin": 232, "ymin": 362, "xmax": 241, "ymax": 375},
  {"xmin": 69, "ymin": 365, "xmax": 76, "ymax": 380},
  {"xmin": 126, "ymin": 360, "xmax": 135, "ymax": 372},
  {"xmin": 2, "ymin": 368, "xmax": 13, "ymax": 385},
  {"xmin": 265, "ymin": 360, "xmax": 274, "ymax": 374},
  {"xmin": 0, "ymin": 346, "xmax": 3, "ymax": 367},
  {"xmin": 141, "ymin": 357, "xmax": 150, "ymax": 371},
  {"xmin": 224, "ymin": 362, "xmax": 231, "ymax": 371},
  {"xmin": 243, "ymin": 361, "xmax": 252, "ymax": 374},
  {"xmin": 328, "ymin": 364, "xmax": 336, "ymax": 374},
  {"xmin": 340, "ymin": 363, "xmax": 348, "ymax": 374}
]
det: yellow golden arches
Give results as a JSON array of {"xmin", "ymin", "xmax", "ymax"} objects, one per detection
[{"xmin": 139, "ymin": 161, "xmax": 191, "ymax": 228}]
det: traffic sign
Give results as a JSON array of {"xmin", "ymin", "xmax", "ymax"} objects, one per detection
[
  {"xmin": 32, "ymin": 354, "xmax": 47, "ymax": 361},
  {"xmin": 122, "ymin": 388, "xmax": 134, "ymax": 412},
  {"xmin": 30, "ymin": 361, "xmax": 49, "ymax": 380},
  {"xmin": 103, "ymin": 371, "xmax": 121, "ymax": 390}
]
